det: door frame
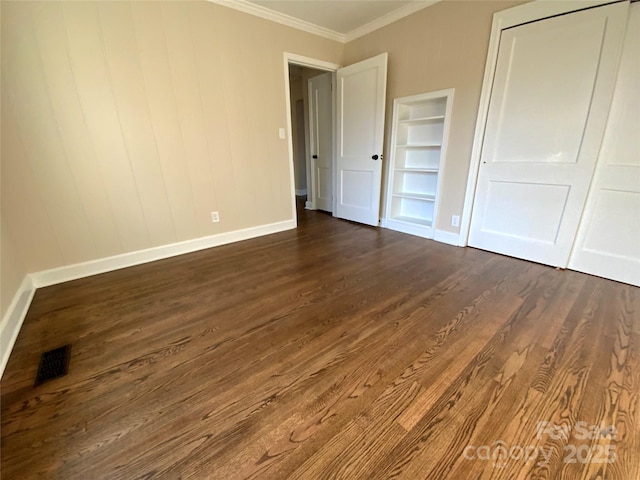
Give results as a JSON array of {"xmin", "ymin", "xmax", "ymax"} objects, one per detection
[
  {"xmin": 459, "ymin": 0, "xmax": 625, "ymax": 246},
  {"xmin": 283, "ymin": 53, "xmax": 340, "ymax": 220}
]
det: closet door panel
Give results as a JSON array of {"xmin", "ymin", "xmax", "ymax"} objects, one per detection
[
  {"xmin": 569, "ymin": 4, "xmax": 640, "ymax": 286},
  {"xmin": 468, "ymin": 2, "xmax": 628, "ymax": 267}
]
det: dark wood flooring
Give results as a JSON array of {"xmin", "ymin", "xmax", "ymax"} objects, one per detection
[{"xmin": 1, "ymin": 204, "xmax": 639, "ymax": 479}]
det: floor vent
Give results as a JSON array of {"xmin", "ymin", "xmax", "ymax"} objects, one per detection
[{"xmin": 35, "ymin": 345, "xmax": 71, "ymax": 386}]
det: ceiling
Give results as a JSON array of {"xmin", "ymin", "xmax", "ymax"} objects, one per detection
[
  {"xmin": 211, "ymin": 0, "xmax": 440, "ymax": 43},
  {"xmin": 248, "ymin": 1, "xmax": 412, "ymax": 34}
]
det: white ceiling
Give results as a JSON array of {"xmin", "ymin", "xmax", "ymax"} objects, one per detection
[
  {"xmin": 211, "ymin": 0, "xmax": 440, "ymax": 43},
  {"xmin": 248, "ymin": 1, "xmax": 412, "ymax": 34}
]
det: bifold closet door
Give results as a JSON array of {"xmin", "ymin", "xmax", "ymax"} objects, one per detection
[
  {"xmin": 569, "ymin": 4, "xmax": 640, "ymax": 287},
  {"xmin": 468, "ymin": 2, "xmax": 628, "ymax": 267}
]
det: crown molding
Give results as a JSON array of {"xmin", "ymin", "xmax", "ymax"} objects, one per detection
[
  {"xmin": 345, "ymin": 1, "xmax": 441, "ymax": 43},
  {"xmin": 207, "ymin": 0, "xmax": 346, "ymax": 43},
  {"xmin": 207, "ymin": 0, "xmax": 441, "ymax": 45}
]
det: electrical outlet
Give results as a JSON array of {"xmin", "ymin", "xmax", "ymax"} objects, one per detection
[
  {"xmin": 451, "ymin": 215, "xmax": 460, "ymax": 227},
  {"xmin": 211, "ymin": 211, "xmax": 220, "ymax": 223},
  {"xmin": 279, "ymin": 128, "xmax": 285, "ymax": 139}
]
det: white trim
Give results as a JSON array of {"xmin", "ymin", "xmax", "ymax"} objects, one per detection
[
  {"xmin": 207, "ymin": 0, "xmax": 345, "ymax": 43},
  {"xmin": 295, "ymin": 189, "xmax": 307, "ymax": 196},
  {"xmin": 432, "ymin": 88, "xmax": 455, "ymax": 235},
  {"xmin": 284, "ymin": 53, "xmax": 340, "ymax": 216},
  {"xmin": 385, "ymin": 219, "xmax": 434, "ymax": 239},
  {"xmin": 434, "ymin": 229, "xmax": 462, "ymax": 247},
  {"xmin": 345, "ymin": 1, "xmax": 441, "ymax": 42},
  {"xmin": 208, "ymin": 0, "xmax": 442, "ymax": 44},
  {"xmin": 31, "ymin": 220, "xmax": 295, "ymax": 288},
  {"xmin": 285, "ymin": 53, "xmax": 340, "ymax": 73},
  {"xmin": 1, "ymin": 275, "xmax": 35, "ymax": 378},
  {"xmin": 459, "ymin": 0, "xmax": 624, "ymax": 246},
  {"xmin": 331, "ymin": 70, "xmax": 338, "ymax": 216}
]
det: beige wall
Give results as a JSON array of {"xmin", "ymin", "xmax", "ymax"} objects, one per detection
[
  {"xmin": 0, "ymin": 0, "xmax": 343, "ymax": 313},
  {"xmin": 1, "ymin": 218, "xmax": 26, "ymax": 319},
  {"xmin": 344, "ymin": 0, "xmax": 525, "ymax": 233}
]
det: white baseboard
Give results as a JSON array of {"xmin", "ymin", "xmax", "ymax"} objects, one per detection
[
  {"xmin": 295, "ymin": 189, "xmax": 307, "ymax": 196},
  {"xmin": 385, "ymin": 218, "xmax": 433, "ymax": 239},
  {"xmin": 0, "ymin": 219, "xmax": 296, "ymax": 378},
  {"xmin": 305, "ymin": 201, "xmax": 313, "ymax": 210},
  {"xmin": 31, "ymin": 219, "xmax": 296, "ymax": 288},
  {"xmin": 1, "ymin": 275, "xmax": 36, "ymax": 378},
  {"xmin": 434, "ymin": 229, "xmax": 462, "ymax": 247}
]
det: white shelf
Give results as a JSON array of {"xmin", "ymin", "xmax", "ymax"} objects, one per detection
[
  {"xmin": 399, "ymin": 115, "xmax": 445, "ymax": 124},
  {"xmin": 395, "ymin": 168, "xmax": 439, "ymax": 173},
  {"xmin": 396, "ymin": 144, "xmax": 442, "ymax": 148},
  {"xmin": 384, "ymin": 89, "xmax": 454, "ymax": 239},
  {"xmin": 391, "ymin": 215, "xmax": 433, "ymax": 227},
  {"xmin": 392, "ymin": 193, "xmax": 436, "ymax": 201}
]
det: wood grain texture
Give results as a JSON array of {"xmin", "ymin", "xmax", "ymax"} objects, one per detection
[{"xmin": 2, "ymin": 204, "xmax": 639, "ymax": 479}]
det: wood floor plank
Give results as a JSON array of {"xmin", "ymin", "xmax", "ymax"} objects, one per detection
[
  {"xmin": 279, "ymin": 259, "xmax": 547, "ymax": 480},
  {"xmin": 94, "ymin": 252, "xmax": 508, "ymax": 479},
  {"xmin": 443, "ymin": 270, "xmax": 588, "ymax": 480},
  {"xmin": 1, "ymin": 204, "xmax": 638, "ymax": 479},
  {"xmin": 383, "ymin": 270, "xmax": 589, "ymax": 480}
]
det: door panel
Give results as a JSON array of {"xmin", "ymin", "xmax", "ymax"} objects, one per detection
[
  {"xmin": 308, "ymin": 72, "xmax": 333, "ymax": 212},
  {"xmin": 569, "ymin": 4, "xmax": 640, "ymax": 286},
  {"xmin": 317, "ymin": 166, "xmax": 332, "ymax": 207},
  {"xmin": 481, "ymin": 181, "xmax": 570, "ymax": 243},
  {"xmin": 489, "ymin": 17, "xmax": 605, "ymax": 164},
  {"xmin": 336, "ymin": 53, "xmax": 387, "ymax": 226},
  {"xmin": 469, "ymin": 2, "xmax": 628, "ymax": 267},
  {"xmin": 341, "ymin": 70, "xmax": 377, "ymax": 157},
  {"xmin": 341, "ymin": 170, "xmax": 373, "ymax": 209}
]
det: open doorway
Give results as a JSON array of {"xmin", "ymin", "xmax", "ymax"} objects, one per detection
[
  {"xmin": 284, "ymin": 53, "xmax": 388, "ymax": 227},
  {"xmin": 287, "ymin": 63, "xmax": 335, "ymax": 213}
]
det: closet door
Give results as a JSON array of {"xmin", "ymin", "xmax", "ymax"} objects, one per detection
[
  {"xmin": 569, "ymin": 4, "xmax": 640, "ymax": 286},
  {"xmin": 468, "ymin": 2, "xmax": 628, "ymax": 267}
]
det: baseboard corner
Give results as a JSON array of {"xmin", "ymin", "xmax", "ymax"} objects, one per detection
[
  {"xmin": 1, "ymin": 275, "xmax": 36, "ymax": 379},
  {"xmin": 2, "ymin": 219, "xmax": 298, "ymax": 377}
]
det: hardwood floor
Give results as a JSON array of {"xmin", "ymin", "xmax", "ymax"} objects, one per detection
[{"xmin": 2, "ymin": 205, "xmax": 639, "ymax": 479}]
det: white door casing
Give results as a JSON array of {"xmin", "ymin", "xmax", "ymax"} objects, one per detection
[
  {"xmin": 569, "ymin": 3, "xmax": 640, "ymax": 286},
  {"xmin": 336, "ymin": 53, "xmax": 388, "ymax": 226},
  {"xmin": 308, "ymin": 72, "xmax": 333, "ymax": 212},
  {"xmin": 468, "ymin": 2, "xmax": 628, "ymax": 267},
  {"xmin": 283, "ymin": 53, "xmax": 341, "ymax": 222}
]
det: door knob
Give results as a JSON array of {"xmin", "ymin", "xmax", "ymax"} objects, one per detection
[
  {"xmin": 372, "ymin": 155, "xmax": 379, "ymax": 160},
  {"xmin": 312, "ymin": 155, "xmax": 318, "ymax": 159}
]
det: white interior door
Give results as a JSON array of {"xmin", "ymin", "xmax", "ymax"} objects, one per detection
[
  {"xmin": 569, "ymin": 4, "xmax": 640, "ymax": 287},
  {"xmin": 336, "ymin": 53, "xmax": 387, "ymax": 226},
  {"xmin": 468, "ymin": 2, "xmax": 628, "ymax": 267},
  {"xmin": 308, "ymin": 72, "xmax": 333, "ymax": 212}
]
